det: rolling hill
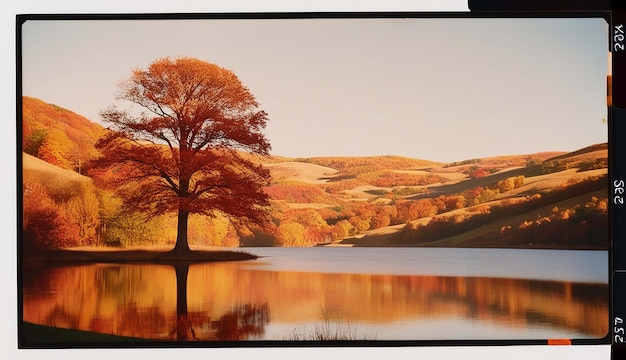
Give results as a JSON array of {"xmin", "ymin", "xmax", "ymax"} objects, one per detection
[
  {"xmin": 20, "ymin": 96, "xmax": 609, "ymax": 249},
  {"xmin": 23, "ymin": 151, "xmax": 92, "ymax": 185},
  {"xmin": 265, "ymin": 161, "xmax": 338, "ymax": 184}
]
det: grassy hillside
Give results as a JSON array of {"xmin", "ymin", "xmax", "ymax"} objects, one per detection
[
  {"xmin": 334, "ymin": 145, "xmax": 608, "ymax": 249},
  {"xmin": 299, "ymin": 155, "xmax": 442, "ymax": 176},
  {"xmin": 22, "ymin": 151, "xmax": 104, "ymax": 250},
  {"xmin": 265, "ymin": 161, "xmax": 338, "ymax": 184},
  {"xmin": 251, "ymin": 142, "xmax": 607, "ymax": 249},
  {"xmin": 23, "ymin": 152, "xmax": 91, "ymax": 184},
  {"xmin": 22, "ymin": 152, "xmax": 94, "ymax": 204}
]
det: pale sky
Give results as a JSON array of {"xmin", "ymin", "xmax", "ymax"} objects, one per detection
[{"xmin": 21, "ymin": 17, "xmax": 608, "ymax": 162}]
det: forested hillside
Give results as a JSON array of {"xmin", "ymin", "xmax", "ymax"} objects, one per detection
[
  {"xmin": 22, "ymin": 96, "xmax": 104, "ymax": 172},
  {"xmin": 21, "ymin": 96, "xmax": 609, "ymax": 250}
]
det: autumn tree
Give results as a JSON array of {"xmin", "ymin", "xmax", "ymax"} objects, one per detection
[
  {"xmin": 64, "ymin": 182, "xmax": 101, "ymax": 246},
  {"xmin": 93, "ymin": 57, "xmax": 271, "ymax": 254},
  {"xmin": 276, "ymin": 222, "xmax": 306, "ymax": 246},
  {"xmin": 23, "ymin": 128, "xmax": 47, "ymax": 156},
  {"xmin": 332, "ymin": 219, "xmax": 354, "ymax": 239},
  {"xmin": 23, "ymin": 182, "xmax": 79, "ymax": 249}
]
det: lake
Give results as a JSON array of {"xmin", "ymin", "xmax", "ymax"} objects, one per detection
[{"xmin": 22, "ymin": 247, "xmax": 608, "ymax": 342}]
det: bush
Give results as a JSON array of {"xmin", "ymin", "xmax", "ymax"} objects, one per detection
[
  {"xmin": 469, "ymin": 167, "xmax": 489, "ymax": 179},
  {"xmin": 392, "ymin": 186, "xmax": 425, "ymax": 196},
  {"xmin": 542, "ymin": 160, "xmax": 569, "ymax": 174},
  {"xmin": 23, "ymin": 182, "xmax": 80, "ymax": 249}
]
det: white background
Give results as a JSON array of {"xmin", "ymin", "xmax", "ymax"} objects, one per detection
[{"xmin": 2, "ymin": 1, "xmax": 612, "ymax": 359}]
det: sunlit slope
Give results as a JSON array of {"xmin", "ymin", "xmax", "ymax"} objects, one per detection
[
  {"xmin": 264, "ymin": 145, "xmax": 605, "ymax": 204},
  {"xmin": 544, "ymin": 143, "xmax": 607, "ymax": 162},
  {"xmin": 23, "ymin": 152, "xmax": 92, "ymax": 187},
  {"xmin": 300, "ymin": 155, "xmax": 442, "ymax": 174},
  {"xmin": 342, "ymin": 188, "xmax": 606, "ymax": 247},
  {"xmin": 339, "ymin": 144, "xmax": 607, "ymax": 248},
  {"xmin": 265, "ymin": 161, "xmax": 338, "ymax": 184}
]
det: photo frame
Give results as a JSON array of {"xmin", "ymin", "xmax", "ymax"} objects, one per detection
[{"xmin": 18, "ymin": 7, "xmax": 611, "ymax": 356}]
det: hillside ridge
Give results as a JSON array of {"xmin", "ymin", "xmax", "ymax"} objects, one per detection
[{"xmin": 21, "ymin": 96, "xmax": 608, "ymax": 250}]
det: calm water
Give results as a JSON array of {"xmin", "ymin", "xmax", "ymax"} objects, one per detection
[{"xmin": 22, "ymin": 247, "xmax": 609, "ymax": 341}]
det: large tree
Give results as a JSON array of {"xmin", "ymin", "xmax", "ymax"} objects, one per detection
[{"xmin": 94, "ymin": 57, "xmax": 271, "ymax": 253}]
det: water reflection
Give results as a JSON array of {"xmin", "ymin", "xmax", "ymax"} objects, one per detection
[
  {"xmin": 174, "ymin": 264, "xmax": 269, "ymax": 341},
  {"xmin": 22, "ymin": 262, "xmax": 607, "ymax": 341}
]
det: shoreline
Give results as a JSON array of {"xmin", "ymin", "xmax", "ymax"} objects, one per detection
[
  {"xmin": 21, "ymin": 243, "xmax": 607, "ymax": 267},
  {"xmin": 22, "ymin": 248, "xmax": 258, "ymax": 265},
  {"xmin": 21, "ymin": 321, "xmax": 151, "ymax": 344},
  {"xmin": 316, "ymin": 242, "xmax": 606, "ymax": 251}
]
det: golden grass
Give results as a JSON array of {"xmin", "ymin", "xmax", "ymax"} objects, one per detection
[
  {"xmin": 264, "ymin": 161, "xmax": 338, "ymax": 184},
  {"xmin": 22, "ymin": 152, "xmax": 89, "ymax": 183},
  {"xmin": 502, "ymin": 168, "xmax": 607, "ymax": 197}
]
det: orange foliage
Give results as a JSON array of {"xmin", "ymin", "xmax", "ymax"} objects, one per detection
[
  {"xmin": 23, "ymin": 182, "xmax": 80, "ymax": 249},
  {"xmin": 349, "ymin": 216, "xmax": 371, "ymax": 234},
  {"xmin": 468, "ymin": 167, "xmax": 489, "ymax": 179},
  {"xmin": 331, "ymin": 220, "xmax": 354, "ymax": 240},
  {"xmin": 436, "ymin": 195, "xmax": 466, "ymax": 212},
  {"xmin": 321, "ymin": 178, "xmax": 367, "ymax": 193},
  {"xmin": 187, "ymin": 214, "xmax": 237, "ymax": 247},
  {"xmin": 22, "ymin": 96, "xmax": 104, "ymax": 172},
  {"xmin": 358, "ymin": 171, "xmax": 444, "ymax": 187},
  {"xmin": 395, "ymin": 198, "xmax": 437, "ymax": 223},
  {"xmin": 64, "ymin": 182, "xmax": 101, "ymax": 246},
  {"xmin": 370, "ymin": 213, "xmax": 391, "ymax": 229},
  {"xmin": 93, "ymin": 57, "xmax": 272, "ymax": 252},
  {"xmin": 23, "ymin": 264, "xmax": 608, "ymax": 340},
  {"xmin": 275, "ymin": 221, "xmax": 306, "ymax": 246},
  {"xmin": 264, "ymin": 181, "xmax": 336, "ymax": 204}
]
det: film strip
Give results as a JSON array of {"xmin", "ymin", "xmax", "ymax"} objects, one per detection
[
  {"xmin": 612, "ymin": 6, "xmax": 626, "ymax": 360},
  {"xmin": 473, "ymin": 2, "xmax": 621, "ymax": 358},
  {"xmin": 14, "ymin": 3, "xmax": 622, "ymax": 358},
  {"xmin": 470, "ymin": 3, "xmax": 626, "ymax": 359}
]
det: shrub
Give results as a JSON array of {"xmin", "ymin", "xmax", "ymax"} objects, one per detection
[{"xmin": 542, "ymin": 160, "xmax": 569, "ymax": 174}]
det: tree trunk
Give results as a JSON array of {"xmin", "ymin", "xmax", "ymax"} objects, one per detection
[
  {"xmin": 174, "ymin": 264, "xmax": 191, "ymax": 341},
  {"xmin": 172, "ymin": 208, "xmax": 191, "ymax": 253}
]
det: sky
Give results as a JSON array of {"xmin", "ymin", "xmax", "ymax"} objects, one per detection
[{"xmin": 20, "ymin": 17, "xmax": 608, "ymax": 163}]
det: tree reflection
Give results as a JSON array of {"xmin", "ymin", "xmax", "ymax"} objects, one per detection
[
  {"xmin": 22, "ymin": 262, "xmax": 607, "ymax": 341},
  {"xmin": 175, "ymin": 264, "xmax": 191, "ymax": 340},
  {"xmin": 174, "ymin": 263, "xmax": 269, "ymax": 341},
  {"xmin": 214, "ymin": 303, "xmax": 269, "ymax": 340}
]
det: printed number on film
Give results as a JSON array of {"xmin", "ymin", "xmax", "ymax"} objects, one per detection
[
  {"xmin": 616, "ymin": 317, "xmax": 625, "ymax": 343},
  {"xmin": 615, "ymin": 180, "xmax": 625, "ymax": 205},
  {"xmin": 616, "ymin": 25, "xmax": 625, "ymax": 51}
]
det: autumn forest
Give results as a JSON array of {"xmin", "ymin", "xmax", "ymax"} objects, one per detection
[{"xmin": 21, "ymin": 93, "xmax": 608, "ymax": 252}]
